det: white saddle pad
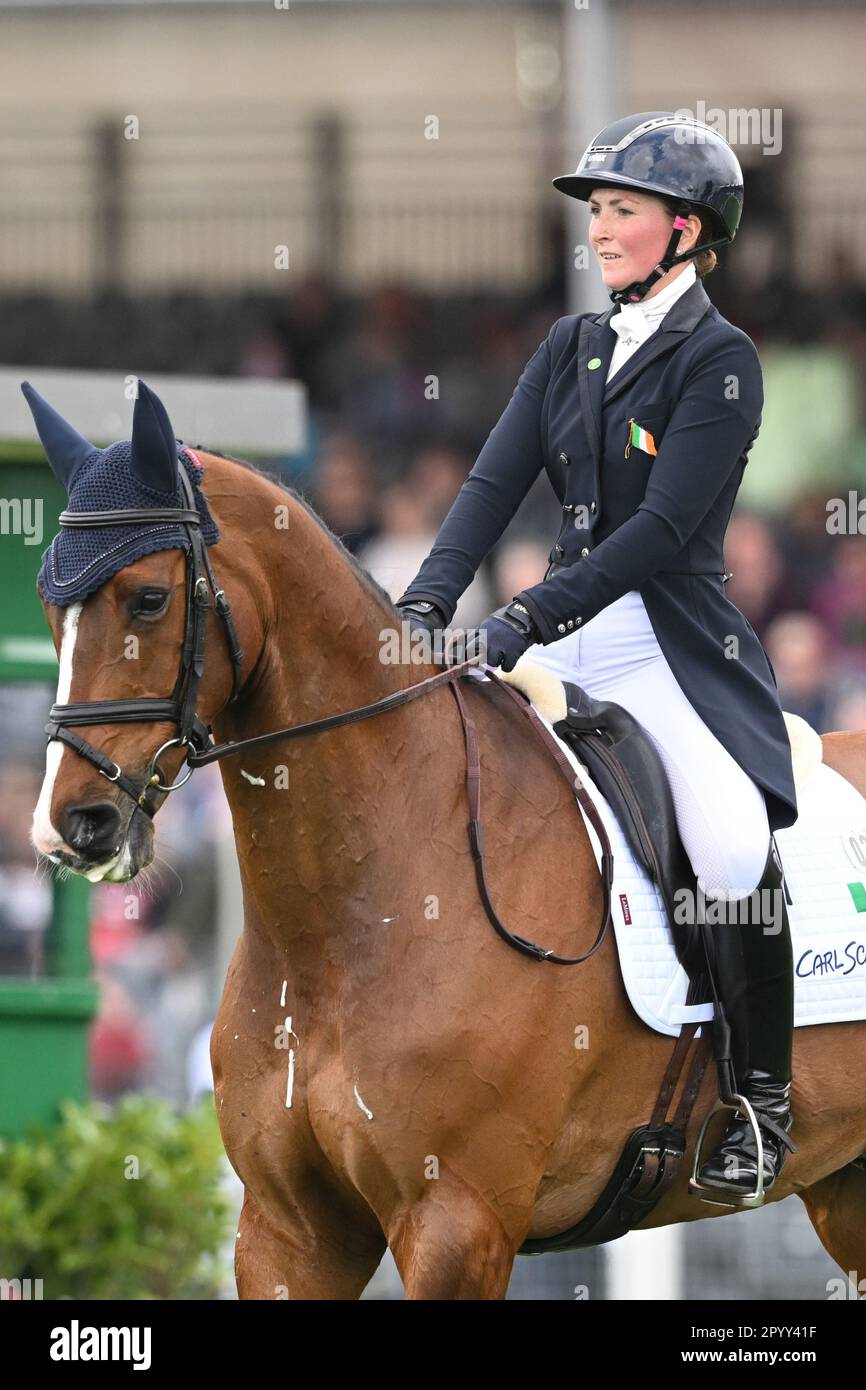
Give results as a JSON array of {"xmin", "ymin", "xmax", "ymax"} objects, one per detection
[{"xmin": 467, "ymin": 667, "xmax": 866, "ymax": 1036}]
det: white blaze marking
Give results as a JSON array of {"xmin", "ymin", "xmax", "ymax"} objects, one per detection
[{"xmin": 32, "ymin": 602, "xmax": 82, "ymax": 855}]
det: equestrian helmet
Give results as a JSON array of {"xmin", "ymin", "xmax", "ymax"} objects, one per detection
[{"xmin": 552, "ymin": 110, "xmax": 744, "ymax": 245}]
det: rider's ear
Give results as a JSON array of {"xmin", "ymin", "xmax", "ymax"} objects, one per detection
[
  {"xmin": 20, "ymin": 381, "xmax": 95, "ymax": 492},
  {"xmin": 130, "ymin": 380, "xmax": 180, "ymax": 494}
]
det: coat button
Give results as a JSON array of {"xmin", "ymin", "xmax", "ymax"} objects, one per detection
[
  {"xmin": 580, "ymin": 546, "xmax": 590, "ymax": 557},
  {"xmin": 554, "ymin": 543, "xmax": 564, "ymax": 558},
  {"xmin": 590, "ymin": 501, "xmax": 597, "ymax": 513},
  {"xmin": 566, "ymin": 620, "xmax": 574, "ymax": 630},
  {"xmin": 559, "ymin": 452, "xmax": 570, "ymax": 466},
  {"xmin": 557, "ymin": 623, "xmax": 566, "ymax": 634},
  {"xmin": 575, "ymin": 617, "xmax": 583, "ymax": 625}
]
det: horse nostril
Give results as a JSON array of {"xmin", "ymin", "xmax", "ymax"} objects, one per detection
[{"xmin": 62, "ymin": 802, "xmax": 123, "ymax": 859}]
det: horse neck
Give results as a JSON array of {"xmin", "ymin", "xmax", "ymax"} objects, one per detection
[
  {"xmin": 206, "ymin": 467, "xmax": 445, "ymax": 948},
  {"xmin": 241, "ymin": 485, "xmax": 419, "ymax": 723}
]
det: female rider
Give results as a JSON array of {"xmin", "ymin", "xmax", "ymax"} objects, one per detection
[{"xmin": 396, "ymin": 112, "xmax": 799, "ymax": 1206}]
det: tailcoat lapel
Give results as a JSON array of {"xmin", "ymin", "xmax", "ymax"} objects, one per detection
[{"xmin": 576, "ymin": 279, "xmax": 714, "ymax": 468}]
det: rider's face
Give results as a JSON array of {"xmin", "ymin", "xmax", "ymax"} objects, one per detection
[{"xmin": 588, "ymin": 187, "xmax": 698, "ymax": 299}]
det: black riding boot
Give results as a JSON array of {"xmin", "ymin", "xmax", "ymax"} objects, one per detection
[{"xmin": 695, "ymin": 838, "xmax": 796, "ymax": 1203}]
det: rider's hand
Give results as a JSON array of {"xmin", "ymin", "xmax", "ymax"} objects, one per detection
[
  {"xmin": 395, "ymin": 598, "xmax": 448, "ymax": 637},
  {"xmin": 469, "ymin": 601, "xmax": 540, "ymax": 672}
]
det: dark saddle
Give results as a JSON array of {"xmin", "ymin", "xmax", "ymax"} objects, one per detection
[{"xmin": 552, "ymin": 680, "xmax": 707, "ymax": 983}]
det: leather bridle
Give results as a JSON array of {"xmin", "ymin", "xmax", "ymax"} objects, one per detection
[
  {"xmin": 45, "ymin": 465, "xmax": 244, "ymax": 817},
  {"xmin": 45, "ymin": 467, "xmax": 614, "ymax": 965}
]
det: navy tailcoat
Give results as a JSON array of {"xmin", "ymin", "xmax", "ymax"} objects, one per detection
[{"xmin": 400, "ymin": 277, "xmax": 798, "ymax": 833}]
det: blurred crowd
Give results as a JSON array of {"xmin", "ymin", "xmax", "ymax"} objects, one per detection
[{"xmin": 2, "ymin": 252, "xmax": 866, "ymax": 1105}]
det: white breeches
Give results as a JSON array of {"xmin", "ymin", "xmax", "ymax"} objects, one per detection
[{"xmin": 519, "ymin": 590, "xmax": 771, "ymax": 896}]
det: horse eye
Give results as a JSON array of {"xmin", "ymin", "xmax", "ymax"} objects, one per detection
[{"xmin": 133, "ymin": 590, "xmax": 168, "ymax": 615}]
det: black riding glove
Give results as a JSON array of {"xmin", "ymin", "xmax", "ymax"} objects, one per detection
[
  {"xmin": 395, "ymin": 598, "xmax": 448, "ymax": 637},
  {"xmin": 469, "ymin": 600, "xmax": 540, "ymax": 672}
]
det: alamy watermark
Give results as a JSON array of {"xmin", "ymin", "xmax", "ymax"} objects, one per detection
[
  {"xmin": 673, "ymin": 883, "xmax": 786, "ymax": 933},
  {"xmin": 0, "ymin": 497, "xmax": 43, "ymax": 545},
  {"xmin": 379, "ymin": 621, "xmax": 486, "ymax": 666},
  {"xmin": 0, "ymin": 1277, "xmax": 43, "ymax": 1299},
  {"xmin": 673, "ymin": 102, "xmax": 782, "ymax": 156},
  {"xmin": 826, "ymin": 491, "xmax": 866, "ymax": 535}
]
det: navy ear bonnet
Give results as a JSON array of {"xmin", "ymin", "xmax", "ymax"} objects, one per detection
[{"xmin": 22, "ymin": 380, "xmax": 220, "ymax": 607}]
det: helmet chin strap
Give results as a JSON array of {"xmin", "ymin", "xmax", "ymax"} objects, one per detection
[{"xmin": 608, "ymin": 201, "xmax": 731, "ymax": 305}]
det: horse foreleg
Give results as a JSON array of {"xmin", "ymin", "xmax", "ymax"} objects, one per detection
[
  {"xmin": 389, "ymin": 1185, "xmax": 518, "ymax": 1300},
  {"xmin": 799, "ymin": 1163, "xmax": 866, "ymax": 1296},
  {"xmin": 234, "ymin": 1187, "xmax": 387, "ymax": 1300}
]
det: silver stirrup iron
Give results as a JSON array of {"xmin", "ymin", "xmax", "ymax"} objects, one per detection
[{"xmin": 688, "ymin": 1091, "xmax": 766, "ymax": 1209}]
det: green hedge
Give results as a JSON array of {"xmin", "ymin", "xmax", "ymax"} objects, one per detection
[{"xmin": 0, "ymin": 1095, "xmax": 234, "ymax": 1299}]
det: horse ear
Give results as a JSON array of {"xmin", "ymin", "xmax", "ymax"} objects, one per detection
[
  {"xmin": 20, "ymin": 381, "xmax": 96, "ymax": 492},
  {"xmin": 129, "ymin": 380, "xmax": 180, "ymax": 493}
]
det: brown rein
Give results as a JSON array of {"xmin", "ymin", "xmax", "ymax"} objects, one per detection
[{"xmin": 187, "ymin": 657, "xmax": 614, "ymax": 966}]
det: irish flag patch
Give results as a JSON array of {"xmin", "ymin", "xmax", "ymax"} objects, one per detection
[{"xmin": 627, "ymin": 418, "xmax": 657, "ymax": 456}]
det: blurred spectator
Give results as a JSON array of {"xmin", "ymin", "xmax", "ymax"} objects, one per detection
[
  {"xmin": 0, "ymin": 759, "xmax": 52, "ymax": 977},
  {"xmin": 310, "ymin": 432, "xmax": 379, "ymax": 554},
  {"xmin": 810, "ymin": 534, "xmax": 866, "ymax": 673},
  {"xmin": 103, "ymin": 922, "xmax": 211, "ymax": 1106},
  {"xmin": 90, "ymin": 976, "xmax": 152, "ymax": 1101},
  {"xmin": 436, "ymin": 309, "xmax": 537, "ymax": 452},
  {"xmin": 775, "ymin": 488, "xmax": 843, "ymax": 612},
  {"xmin": 90, "ymin": 882, "xmax": 148, "ymax": 967},
  {"xmin": 724, "ymin": 513, "xmax": 785, "ymax": 637},
  {"xmin": 358, "ymin": 480, "xmax": 494, "ymax": 626},
  {"xmin": 491, "ymin": 538, "xmax": 550, "ymax": 606},
  {"xmin": 829, "ymin": 682, "xmax": 866, "ymax": 734},
  {"xmin": 820, "ymin": 241, "xmax": 866, "ymax": 339},
  {"xmin": 408, "ymin": 445, "xmax": 472, "ymax": 526},
  {"xmin": 764, "ymin": 613, "xmax": 835, "ymax": 732},
  {"xmin": 316, "ymin": 282, "xmax": 431, "ymax": 462},
  {"xmin": 237, "ymin": 327, "xmax": 294, "ymax": 379},
  {"xmin": 281, "ymin": 274, "xmax": 343, "ymax": 409}
]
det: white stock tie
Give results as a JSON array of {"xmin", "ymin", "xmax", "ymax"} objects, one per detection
[{"xmin": 610, "ymin": 302, "xmax": 654, "ymax": 350}]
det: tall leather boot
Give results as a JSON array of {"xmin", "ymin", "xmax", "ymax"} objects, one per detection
[{"xmin": 694, "ymin": 838, "xmax": 797, "ymax": 1204}]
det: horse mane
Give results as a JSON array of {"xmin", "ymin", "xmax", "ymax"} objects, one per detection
[{"xmin": 198, "ymin": 446, "xmax": 401, "ymax": 624}]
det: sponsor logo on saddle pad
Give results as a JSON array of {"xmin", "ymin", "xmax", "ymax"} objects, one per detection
[{"xmin": 796, "ymin": 941, "xmax": 866, "ymax": 978}]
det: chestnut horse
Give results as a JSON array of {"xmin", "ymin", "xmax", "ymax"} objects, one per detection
[{"xmin": 31, "ymin": 442, "xmax": 866, "ymax": 1299}]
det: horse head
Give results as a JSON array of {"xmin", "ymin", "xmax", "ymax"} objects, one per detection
[{"xmin": 26, "ymin": 380, "xmax": 243, "ymax": 881}]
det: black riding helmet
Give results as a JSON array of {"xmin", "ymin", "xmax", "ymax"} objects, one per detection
[{"xmin": 553, "ymin": 111, "xmax": 744, "ymax": 304}]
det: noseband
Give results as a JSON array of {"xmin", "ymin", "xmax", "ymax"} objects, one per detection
[{"xmin": 45, "ymin": 466, "xmax": 244, "ymax": 817}]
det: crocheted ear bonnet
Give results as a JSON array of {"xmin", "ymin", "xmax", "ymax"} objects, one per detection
[{"xmin": 22, "ymin": 380, "xmax": 220, "ymax": 606}]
